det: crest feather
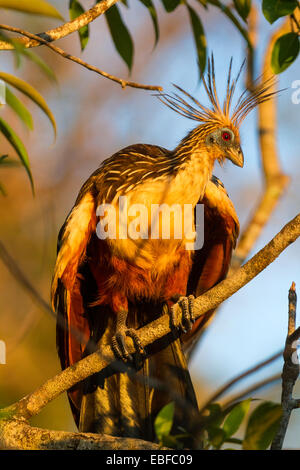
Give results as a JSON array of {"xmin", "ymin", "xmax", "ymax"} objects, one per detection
[{"xmin": 157, "ymin": 55, "xmax": 278, "ymax": 128}]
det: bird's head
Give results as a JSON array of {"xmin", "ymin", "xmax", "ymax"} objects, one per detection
[
  {"xmin": 202, "ymin": 123, "xmax": 243, "ymax": 168},
  {"xmin": 158, "ymin": 56, "xmax": 277, "ymax": 170}
]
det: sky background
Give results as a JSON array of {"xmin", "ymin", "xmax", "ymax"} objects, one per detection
[{"xmin": 0, "ymin": 0, "xmax": 300, "ymax": 448}]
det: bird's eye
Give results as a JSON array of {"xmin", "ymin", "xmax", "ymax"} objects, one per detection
[{"xmin": 222, "ymin": 131, "xmax": 232, "ymax": 142}]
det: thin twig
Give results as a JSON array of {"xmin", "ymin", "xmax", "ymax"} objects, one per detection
[
  {"xmin": 0, "ymin": 24, "xmax": 162, "ymax": 91},
  {"xmin": 199, "ymin": 350, "xmax": 282, "ymax": 415},
  {"xmin": 271, "ymin": 283, "xmax": 299, "ymax": 450},
  {"xmin": 222, "ymin": 373, "xmax": 281, "ymax": 409},
  {"xmin": 0, "ymin": 0, "xmax": 120, "ymax": 50}
]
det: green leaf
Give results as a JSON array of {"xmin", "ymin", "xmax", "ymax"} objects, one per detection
[
  {"xmin": 208, "ymin": 427, "xmax": 227, "ymax": 449},
  {"xmin": 161, "ymin": 0, "xmax": 181, "ymax": 12},
  {"xmin": 161, "ymin": 434, "xmax": 184, "ymax": 449},
  {"xmin": 69, "ymin": 0, "xmax": 89, "ymax": 51},
  {"xmin": 206, "ymin": 0, "xmax": 251, "ymax": 50},
  {"xmin": 6, "ymin": 87, "xmax": 34, "ymax": 130},
  {"xmin": 243, "ymin": 402, "xmax": 282, "ymax": 450},
  {"xmin": 0, "ymin": 0, "xmax": 64, "ymax": 20},
  {"xmin": 21, "ymin": 50, "xmax": 57, "ymax": 83},
  {"xmin": 0, "ymin": 72, "xmax": 56, "ymax": 138},
  {"xmin": 233, "ymin": 0, "xmax": 251, "ymax": 21},
  {"xmin": 206, "ymin": 403, "xmax": 224, "ymax": 427},
  {"xmin": 105, "ymin": 5, "xmax": 134, "ymax": 71},
  {"xmin": 154, "ymin": 402, "xmax": 175, "ymax": 441},
  {"xmin": 223, "ymin": 399, "xmax": 251, "ymax": 437},
  {"xmin": 187, "ymin": 4, "xmax": 207, "ymax": 75},
  {"xmin": 271, "ymin": 32, "xmax": 299, "ymax": 74},
  {"xmin": 139, "ymin": 0, "xmax": 159, "ymax": 45},
  {"xmin": 262, "ymin": 0, "xmax": 298, "ymax": 24},
  {"xmin": 0, "ymin": 117, "xmax": 33, "ymax": 191}
]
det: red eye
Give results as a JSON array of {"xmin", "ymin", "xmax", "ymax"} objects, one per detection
[{"xmin": 222, "ymin": 131, "xmax": 231, "ymax": 141}]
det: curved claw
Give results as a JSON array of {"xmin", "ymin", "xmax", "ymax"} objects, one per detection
[
  {"xmin": 111, "ymin": 328, "xmax": 145, "ymax": 364},
  {"xmin": 111, "ymin": 329, "xmax": 132, "ymax": 362},
  {"xmin": 170, "ymin": 295, "xmax": 195, "ymax": 333}
]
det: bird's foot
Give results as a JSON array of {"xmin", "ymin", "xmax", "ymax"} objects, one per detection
[
  {"xmin": 170, "ymin": 294, "xmax": 195, "ymax": 334},
  {"xmin": 111, "ymin": 311, "xmax": 146, "ymax": 364}
]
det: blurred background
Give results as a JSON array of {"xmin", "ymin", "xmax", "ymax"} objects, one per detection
[{"xmin": 0, "ymin": 0, "xmax": 299, "ymax": 447}]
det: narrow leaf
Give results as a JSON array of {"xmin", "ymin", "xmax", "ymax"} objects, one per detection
[
  {"xmin": 0, "ymin": 0, "xmax": 64, "ymax": 20},
  {"xmin": 187, "ymin": 4, "xmax": 207, "ymax": 75},
  {"xmin": 0, "ymin": 72, "xmax": 56, "ymax": 137},
  {"xmin": 105, "ymin": 5, "xmax": 134, "ymax": 71},
  {"xmin": 223, "ymin": 399, "xmax": 251, "ymax": 437},
  {"xmin": 0, "ymin": 117, "xmax": 33, "ymax": 191},
  {"xmin": 262, "ymin": 0, "xmax": 297, "ymax": 24},
  {"xmin": 154, "ymin": 402, "xmax": 175, "ymax": 441},
  {"xmin": 233, "ymin": 0, "xmax": 251, "ymax": 21},
  {"xmin": 139, "ymin": 0, "xmax": 159, "ymax": 45},
  {"xmin": 243, "ymin": 402, "xmax": 282, "ymax": 450},
  {"xmin": 6, "ymin": 87, "xmax": 34, "ymax": 130},
  {"xmin": 271, "ymin": 32, "xmax": 299, "ymax": 74},
  {"xmin": 69, "ymin": 0, "xmax": 89, "ymax": 51},
  {"xmin": 161, "ymin": 0, "xmax": 181, "ymax": 12}
]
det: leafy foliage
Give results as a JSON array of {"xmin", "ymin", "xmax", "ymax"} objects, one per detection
[
  {"xmin": 262, "ymin": 0, "xmax": 298, "ymax": 24},
  {"xmin": 271, "ymin": 32, "xmax": 300, "ymax": 74},
  {"xmin": 154, "ymin": 399, "xmax": 282, "ymax": 449},
  {"xmin": 187, "ymin": 4, "xmax": 207, "ymax": 76},
  {"xmin": 243, "ymin": 402, "xmax": 282, "ymax": 450},
  {"xmin": 105, "ymin": 4, "xmax": 134, "ymax": 71},
  {"xmin": 0, "ymin": 0, "xmax": 63, "ymax": 19},
  {"xmin": 233, "ymin": 0, "xmax": 251, "ymax": 21}
]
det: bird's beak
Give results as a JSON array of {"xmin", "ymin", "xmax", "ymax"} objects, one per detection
[{"xmin": 226, "ymin": 147, "xmax": 244, "ymax": 168}]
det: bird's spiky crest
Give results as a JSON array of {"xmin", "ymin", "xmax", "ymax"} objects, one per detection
[{"xmin": 158, "ymin": 55, "xmax": 277, "ymax": 128}]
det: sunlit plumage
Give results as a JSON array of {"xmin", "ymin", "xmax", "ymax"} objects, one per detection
[{"xmin": 52, "ymin": 57, "xmax": 275, "ymax": 440}]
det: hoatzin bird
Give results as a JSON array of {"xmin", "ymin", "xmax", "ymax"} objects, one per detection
[{"xmin": 52, "ymin": 59, "xmax": 275, "ymax": 440}]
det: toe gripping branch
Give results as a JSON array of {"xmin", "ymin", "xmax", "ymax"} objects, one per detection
[
  {"xmin": 170, "ymin": 295, "xmax": 196, "ymax": 334},
  {"xmin": 111, "ymin": 309, "xmax": 146, "ymax": 363}
]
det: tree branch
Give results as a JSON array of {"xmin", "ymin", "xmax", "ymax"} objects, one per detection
[
  {"xmin": 198, "ymin": 350, "xmax": 282, "ymax": 415},
  {"xmin": 0, "ymin": 24, "xmax": 162, "ymax": 91},
  {"xmin": 1, "ymin": 212, "xmax": 299, "ymax": 420},
  {"xmin": 271, "ymin": 283, "xmax": 300, "ymax": 450},
  {"xmin": 0, "ymin": 420, "xmax": 164, "ymax": 450},
  {"xmin": 0, "ymin": 0, "xmax": 120, "ymax": 50},
  {"xmin": 0, "ymin": 213, "xmax": 299, "ymax": 449}
]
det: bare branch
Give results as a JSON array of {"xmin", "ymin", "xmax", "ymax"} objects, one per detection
[
  {"xmin": 271, "ymin": 283, "xmax": 300, "ymax": 450},
  {"xmin": 0, "ymin": 0, "xmax": 120, "ymax": 50},
  {"xmin": 0, "ymin": 24, "xmax": 162, "ymax": 91},
  {"xmin": 199, "ymin": 350, "xmax": 282, "ymax": 415},
  {"xmin": 0, "ymin": 420, "xmax": 164, "ymax": 450},
  {"xmin": 0, "ymin": 213, "xmax": 299, "ymax": 449},
  {"xmin": 223, "ymin": 373, "xmax": 281, "ymax": 409},
  {"xmin": 1, "ymin": 212, "xmax": 298, "ymax": 423}
]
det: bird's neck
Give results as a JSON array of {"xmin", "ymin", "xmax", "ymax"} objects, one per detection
[{"xmin": 170, "ymin": 129, "xmax": 215, "ymax": 206}]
